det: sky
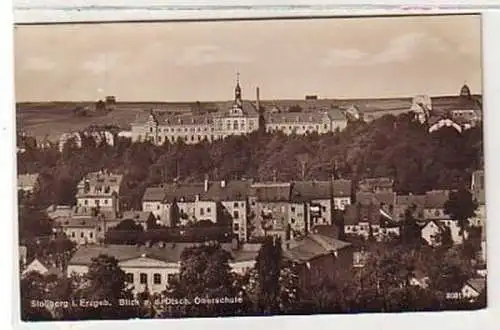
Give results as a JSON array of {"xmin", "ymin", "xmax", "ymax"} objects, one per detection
[{"xmin": 14, "ymin": 14, "xmax": 482, "ymax": 102}]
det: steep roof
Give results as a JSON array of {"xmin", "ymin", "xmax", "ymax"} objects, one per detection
[
  {"xmin": 290, "ymin": 181, "xmax": 331, "ymax": 202},
  {"xmin": 203, "ymin": 180, "xmax": 252, "ymax": 201},
  {"xmin": 332, "ymin": 179, "xmax": 352, "ymax": 197},
  {"xmin": 68, "ymin": 243, "xmax": 260, "ymax": 266},
  {"xmin": 358, "ymin": 177, "xmax": 394, "ymax": 192},
  {"xmin": 60, "ymin": 217, "xmax": 100, "ymax": 228},
  {"xmin": 283, "ymin": 234, "xmax": 351, "ymax": 262},
  {"xmin": 356, "ymin": 191, "xmax": 396, "ymax": 206},
  {"xmin": 121, "ymin": 211, "xmax": 154, "ymax": 223},
  {"xmin": 142, "ymin": 187, "xmax": 166, "ymax": 202},
  {"xmin": 163, "ymin": 183, "xmax": 206, "ymax": 203},
  {"xmin": 251, "ymin": 183, "xmax": 291, "ymax": 202},
  {"xmin": 311, "ymin": 224, "xmax": 340, "ymax": 240}
]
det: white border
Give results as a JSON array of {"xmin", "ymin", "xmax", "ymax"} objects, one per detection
[{"xmin": 4, "ymin": 2, "xmax": 500, "ymax": 330}]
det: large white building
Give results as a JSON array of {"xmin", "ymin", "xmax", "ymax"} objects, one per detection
[
  {"xmin": 75, "ymin": 170, "xmax": 123, "ymax": 215},
  {"xmin": 131, "ymin": 76, "xmax": 260, "ymax": 145}
]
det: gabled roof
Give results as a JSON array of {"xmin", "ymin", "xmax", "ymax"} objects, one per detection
[
  {"xmin": 344, "ymin": 203, "xmax": 384, "ymax": 226},
  {"xmin": 60, "ymin": 217, "xmax": 100, "ymax": 228},
  {"xmin": 121, "ymin": 211, "xmax": 154, "ymax": 223},
  {"xmin": 422, "ymin": 219, "xmax": 446, "ymax": 232},
  {"xmin": 142, "ymin": 187, "xmax": 166, "ymax": 202},
  {"xmin": 358, "ymin": 177, "xmax": 394, "ymax": 192},
  {"xmin": 311, "ymin": 224, "xmax": 340, "ymax": 240},
  {"xmin": 290, "ymin": 181, "xmax": 331, "ymax": 202},
  {"xmin": 326, "ymin": 108, "xmax": 347, "ymax": 121},
  {"xmin": 283, "ymin": 234, "xmax": 351, "ymax": 262},
  {"xmin": 425, "ymin": 190, "xmax": 450, "ymax": 209},
  {"xmin": 332, "ymin": 179, "xmax": 352, "ymax": 197},
  {"xmin": 356, "ymin": 191, "xmax": 396, "ymax": 206},
  {"xmin": 68, "ymin": 243, "xmax": 260, "ymax": 266},
  {"xmin": 203, "ymin": 180, "xmax": 252, "ymax": 201},
  {"xmin": 251, "ymin": 183, "xmax": 291, "ymax": 202},
  {"xmin": 163, "ymin": 183, "xmax": 206, "ymax": 203}
]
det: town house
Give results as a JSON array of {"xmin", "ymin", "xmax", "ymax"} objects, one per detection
[
  {"xmin": 17, "ymin": 173, "xmax": 40, "ymax": 194},
  {"xmin": 75, "ymin": 170, "xmax": 123, "ymax": 215},
  {"xmin": 344, "ymin": 202, "xmax": 399, "ymax": 241},
  {"xmin": 332, "ymin": 179, "xmax": 352, "ymax": 211},
  {"xmin": 67, "ymin": 241, "xmax": 261, "ymax": 294}
]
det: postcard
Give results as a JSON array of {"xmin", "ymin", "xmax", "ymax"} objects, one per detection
[{"xmin": 15, "ymin": 13, "xmax": 486, "ymax": 322}]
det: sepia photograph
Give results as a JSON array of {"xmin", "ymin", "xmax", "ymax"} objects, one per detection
[{"xmin": 15, "ymin": 13, "xmax": 486, "ymax": 321}]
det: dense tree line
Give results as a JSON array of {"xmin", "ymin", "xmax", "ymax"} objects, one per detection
[{"xmin": 17, "ymin": 113, "xmax": 483, "ymax": 212}]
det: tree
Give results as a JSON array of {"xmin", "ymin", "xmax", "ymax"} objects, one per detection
[
  {"xmin": 72, "ymin": 254, "xmax": 141, "ymax": 320},
  {"xmin": 161, "ymin": 242, "xmax": 240, "ymax": 317},
  {"xmin": 400, "ymin": 205, "xmax": 422, "ymax": 247},
  {"xmin": 20, "ymin": 272, "xmax": 54, "ymax": 321},
  {"xmin": 296, "ymin": 153, "xmax": 310, "ymax": 180},
  {"xmin": 444, "ymin": 188, "xmax": 478, "ymax": 241}
]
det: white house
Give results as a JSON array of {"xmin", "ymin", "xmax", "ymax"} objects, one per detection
[
  {"xmin": 460, "ymin": 278, "xmax": 486, "ymax": 301},
  {"xmin": 67, "ymin": 242, "xmax": 261, "ymax": 294}
]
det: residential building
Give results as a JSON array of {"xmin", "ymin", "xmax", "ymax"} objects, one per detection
[
  {"xmin": 283, "ymin": 233, "xmax": 353, "ymax": 288},
  {"xmin": 421, "ymin": 219, "xmax": 447, "ymax": 247},
  {"xmin": 163, "ymin": 182, "xmax": 214, "ymax": 226},
  {"xmin": 423, "ymin": 190, "xmax": 450, "ymax": 220},
  {"xmin": 460, "ymin": 278, "xmax": 486, "ymax": 301},
  {"xmin": 250, "ymin": 182, "xmax": 291, "ymax": 240},
  {"xmin": 142, "ymin": 187, "xmax": 169, "ymax": 223},
  {"xmin": 290, "ymin": 181, "xmax": 332, "ymax": 235},
  {"xmin": 46, "ymin": 205, "xmax": 73, "ymax": 222},
  {"xmin": 332, "ymin": 179, "xmax": 352, "ymax": 210},
  {"xmin": 130, "ymin": 75, "xmax": 259, "ymax": 145},
  {"xmin": 67, "ymin": 242, "xmax": 261, "ymax": 294},
  {"xmin": 60, "ymin": 217, "xmax": 100, "ymax": 245},
  {"xmin": 264, "ymin": 108, "xmax": 347, "ymax": 135},
  {"xmin": 121, "ymin": 211, "xmax": 156, "ymax": 230},
  {"xmin": 58, "ymin": 132, "xmax": 82, "ymax": 152},
  {"xmin": 394, "ymin": 194, "xmax": 426, "ymax": 222},
  {"xmin": 17, "ymin": 173, "xmax": 40, "ymax": 193},
  {"xmin": 344, "ymin": 203, "xmax": 399, "ymax": 240},
  {"xmin": 22, "ymin": 258, "xmax": 63, "ymax": 278},
  {"xmin": 75, "ymin": 170, "xmax": 123, "ymax": 214},
  {"xmin": 203, "ymin": 180, "xmax": 252, "ymax": 242}
]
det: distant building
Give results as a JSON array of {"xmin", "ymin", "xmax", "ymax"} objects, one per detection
[
  {"xmin": 343, "ymin": 203, "xmax": 399, "ymax": 241},
  {"xmin": 131, "ymin": 75, "xmax": 260, "ymax": 145},
  {"xmin": 17, "ymin": 173, "xmax": 40, "ymax": 193},
  {"xmin": 264, "ymin": 109, "xmax": 347, "ymax": 135},
  {"xmin": 75, "ymin": 170, "xmax": 123, "ymax": 215},
  {"xmin": 67, "ymin": 242, "xmax": 261, "ymax": 294},
  {"xmin": 470, "ymin": 170, "xmax": 485, "ymax": 227},
  {"xmin": 121, "ymin": 210, "xmax": 156, "ymax": 230},
  {"xmin": 332, "ymin": 179, "xmax": 352, "ymax": 210},
  {"xmin": 58, "ymin": 132, "xmax": 82, "ymax": 152},
  {"xmin": 59, "ymin": 217, "xmax": 100, "ymax": 245},
  {"xmin": 22, "ymin": 258, "xmax": 63, "ymax": 278},
  {"xmin": 460, "ymin": 277, "xmax": 486, "ymax": 302},
  {"xmin": 358, "ymin": 177, "xmax": 394, "ymax": 193}
]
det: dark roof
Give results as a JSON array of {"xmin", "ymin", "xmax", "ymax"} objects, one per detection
[
  {"xmin": 251, "ymin": 183, "xmax": 291, "ymax": 202},
  {"xmin": 203, "ymin": 180, "xmax": 252, "ymax": 201},
  {"xmin": 332, "ymin": 179, "xmax": 352, "ymax": 197},
  {"xmin": 312, "ymin": 225, "xmax": 340, "ymax": 240},
  {"xmin": 142, "ymin": 187, "xmax": 166, "ymax": 202},
  {"xmin": 358, "ymin": 177, "xmax": 394, "ymax": 192},
  {"xmin": 60, "ymin": 217, "xmax": 100, "ymax": 228},
  {"xmin": 466, "ymin": 277, "xmax": 486, "ymax": 294},
  {"xmin": 163, "ymin": 183, "xmax": 206, "ymax": 203},
  {"xmin": 290, "ymin": 181, "xmax": 331, "ymax": 202},
  {"xmin": 265, "ymin": 111, "xmax": 329, "ymax": 124},
  {"xmin": 396, "ymin": 194, "xmax": 426, "ymax": 207},
  {"xmin": 344, "ymin": 203, "xmax": 382, "ymax": 225},
  {"xmin": 68, "ymin": 243, "xmax": 260, "ymax": 265},
  {"xmin": 356, "ymin": 191, "xmax": 396, "ymax": 206},
  {"xmin": 424, "ymin": 190, "xmax": 450, "ymax": 209},
  {"xmin": 423, "ymin": 219, "xmax": 446, "ymax": 232},
  {"xmin": 284, "ymin": 234, "xmax": 351, "ymax": 262},
  {"xmin": 121, "ymin": 211, "xmax": 154, "ymax": 223},
  {"xmin": 431, "ymin": 95, "xmax": 481, "ymax": 112}
]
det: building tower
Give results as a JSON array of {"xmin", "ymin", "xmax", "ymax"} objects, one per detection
[
  {"xmin": 460, "ymin": 83, "xmax": 471, "ymax": 99},
  {"xmin": 234, "ymin": 72, "xmax": 243, "ymax": 108}
]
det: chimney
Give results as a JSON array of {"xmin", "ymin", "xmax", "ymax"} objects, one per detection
[
  {"xmin": 195, "ymin": 194, "xmax": 200, "ymax": 202},
  {"xmin": 256, "ymin": 87, "xmax": 260, "ymax": 111},
  {"xmin": 204, "ymin": 174, "xmax": 209, "ymax": 192},
  {"xmin": 221, "ymin": 180, "xmax": 226, "ymax": 188}
]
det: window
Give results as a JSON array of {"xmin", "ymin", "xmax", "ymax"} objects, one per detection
[
  {"xmin": 150, "ymin": 127, "xmax": 153, "ymax": 133},
  {"xmin": 324, "ymin": 124, "xmax": 328, "ymax": 130},
  {"xmin": 104, "ymin": 199, "xmax": 108, "ymax": 205},
  {"xmin": 84, "ymin": 200, "xmax": 88, "ymax": 206},
  {"xmin": 291, "ymin": 218, "xmax": 296, "ymax": 224},
  {"xmin": 434, "ymin": 210, "xmax": 440, "ymax": 217},
  {"xmin": 157, "ymin": 205, "xmax": 160, "ymax": 210},
  {"xmin": 234, "ymin": 223, "xmax": 240, "ymax": 232},
  {"xmin": 89, "ymin": 232, "xmax": 93, "ymax": 239},
  {"xmin": 191, "ymin": 136, "xmax": 194, "ymax": 141},
  {"xmin": 153, "ymin": 273, "xmax": 162, "ymax": 285},
  {"xmin": 233, "ymin": 210, "xmax": 239, "ymax": 219},
  {"xmin": 200, "ymin": 208, "xmax": 204, "ymax": 215},
  {"xmin": 234, "ymin": 202, "xmax": 238, "ymax": 207},
  {"xmin": 291, "ymin": 206, "xmax": 295, "ymax": 212},
  {"xmin": 140, "ymin": 273, "xmax": 147, "ymax": 284},
  {"xmin": 184, "ymin": 128, "xmax": 188, "ymax": 132},
  {"xmin": 167, "ymin": 274, "xmax": 176, "ymax": 283},
  {"xmin": 207, "ymin": 207, "xmax": 211, "ymax": 213},
  {"xmin": 126, "ymin": 273, "xmax": 134, "ymax": 283},
  {"xmin": 98, "ymin": 226, "xmax": 102, "ymax": 232},
  {"xmin": 71, "ymin": 232, "xmax": 75, "ymax": 238}
]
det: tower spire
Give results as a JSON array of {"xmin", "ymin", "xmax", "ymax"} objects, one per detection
[{"xmin": 234, "ymin": 72, "xmax": 242, "ymax": 108}]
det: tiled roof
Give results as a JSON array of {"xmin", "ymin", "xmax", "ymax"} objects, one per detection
[
  {"xmin": 17, "ymin": 173, "xmax": 39, "ymax": 188},
  {"xmin": 332, "ymin": 179, "xmax": 352, "ymax": 197},
  {"xmin": 396, "ymin": 194, "xmax": 426, "ymax": 207},
  {"xmin": 142, "ymin": 187, "xmax": 166, "ymax": 202},
  {"xmin": 60, "ymin": 217, "xmax": 100, "ymax": 228},
  {"xmin": 251, "ymin": 183, "xmax": 291, "ymax": 202},
  {"xmin": 264, "ymin": 111, "xmax": 328, "ymax": 124},
  {"xmin": 311, "ymin": 225, "xmax": 340, "ymax": 240},
  {"xmin": 431, "ymin": 96, "xmax": 482, "ymax": 112},
  {"xmin": 68, "ymin": 243, "xmax": 259, "ymax": 266},
  {"xmin": 203, "ymin": 180, "xmax": 252, "ymax": 201},
  {"xmin": 214, "ymin": 100, "xmax": 259, "ymax": 117},
  {"xmin": 162, "ymin": 113, "xmax": 213, "ymax": 126},
  {"xmin": 424, "ymin": 190, "xmax": 450, "ymax": 209},
  {"xmin": 326, "ymin": 108, "xmax": 348, "ymax": 121},
  {"xmin": 283, "ymin": 234, "xmax": 351, "ymax": 262},
  {"xmin": 356, "ymin": 191, "xmax": 396, "ymax": 206},
  {"xmin": 121, "ymin": 211, "xmax": 154, "ymax": 223},
  {"xmin": 163, "ymin": 183, "xmax": 206, "ymax": 203},
  {"xmin": 358, "ymin": 177, "xmax": 394, "ymax": 191},
  {"xmin": 290, "ymin": 181, "xmax": 331, "ymax": 202}
]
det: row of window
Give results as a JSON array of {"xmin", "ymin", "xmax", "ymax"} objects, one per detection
[
  {"xmin": 69, "ymin": 231, "xmax": 94, "ymax": 239},
  {"xmin": 126, "ymin": 272, "xmax": 177, "ymax": 285},
  {"xmin": 267, "ymin": 124, "xmax": 328, "ymax": 131},
  {"xmin": 80, "ymin": 199, "xmax": 110, "ymax": 206}
]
